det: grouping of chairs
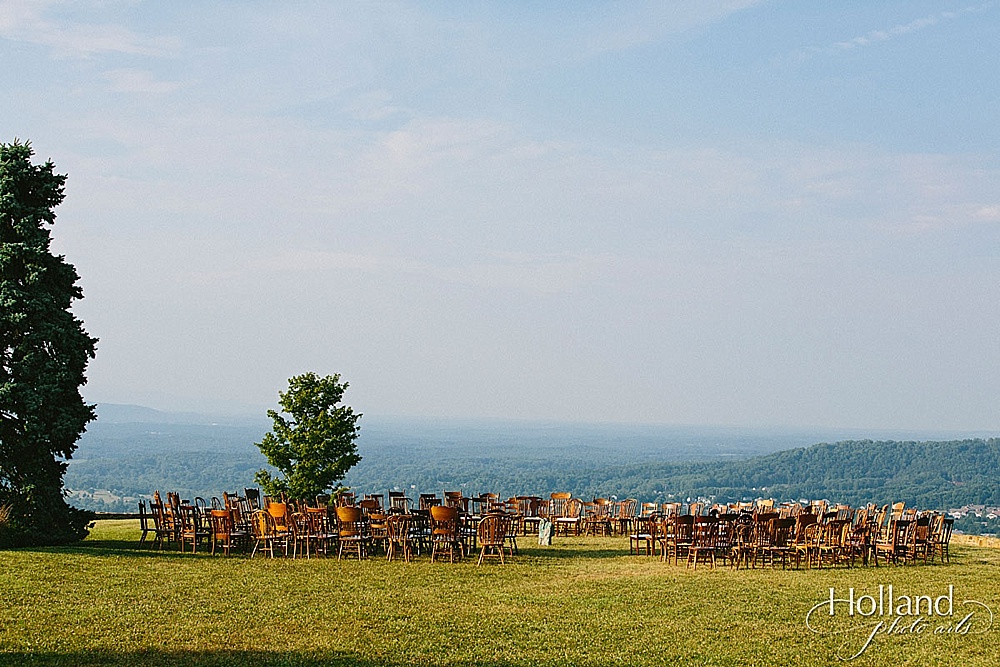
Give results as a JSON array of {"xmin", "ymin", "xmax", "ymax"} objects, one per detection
[
  {"xmin": 139, "ymin": 489, "xmax": 260, "ymax": 555},
  {"xmin": 138, "ymin": 488, "xmax": 640, "ymax": 553},
  {"xmin": 302, "ymin": 499, "xmax": 518, "ymax": 566},
  {"xmin": 139, "ymin": 489, "xmax": 522, "ymax": 566},
  {"xmin": 628, "ymin": 501, "xmax": 955, "ymax": 570},
  {"xmin": 539, "ymin": 493, "xmax": 638, "ymax": 537}
]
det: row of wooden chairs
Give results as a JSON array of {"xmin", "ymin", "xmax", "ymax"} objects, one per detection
[
  {"xmin": 236, "ymin": 501, "xmax": 517, "ymax": 566},
  {"xmin": 629, "ymin": 506, "xmax": 955, "ymax": 570},
  {"xmin": 341, "ymin": 491, "xmax": 644, "ymax": 538},
  {"xmin": 139, "ymin": 497, "xmax": 252, "ymax": 555}
]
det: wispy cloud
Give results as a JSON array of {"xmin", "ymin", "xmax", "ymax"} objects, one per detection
[
  {"xmin": 972, "ymin": 205, "xmax": 1000, "ymax": 222},
  {"xmin": 0, "ymin": 1, "xmax": 179, "ymax": 58},
  {"xmin": 480, "ymin": 0, "xmax": 767, "ymax": 70},
  {"xmin": 829, "ymin": 3, "xmax": 993, "ymax": 52},
  {"xmin": 246, "ymin": 248, "xmax": 613, "ymax": 297},
  {"xmin": 102, "ymin": 68, "xmax": 181, "ymax": 95},
  {"xmin": 578, "ymin": 0, "xmax": 765, "ymax": 57}
]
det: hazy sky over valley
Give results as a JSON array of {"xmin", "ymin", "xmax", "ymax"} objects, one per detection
[{"xmin": 4, "ymin": 1, "xmax": 999, "ymax": 430}]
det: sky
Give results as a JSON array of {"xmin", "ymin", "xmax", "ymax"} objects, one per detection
[{"xmin": 2, "ymin": 1, "xmax": 999, "ymax": 431}]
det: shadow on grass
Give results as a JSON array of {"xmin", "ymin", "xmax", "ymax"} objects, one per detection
[
  {"xmin": 15, "ymin": 534, "xmax": 634, "ymax": 563},
  {"xmin": 0, "ymin": 650, "xmax": 598, "ymax": 667},
  {"xmin": 0, "ymin": 649, "xmax": 389, "ymax": 667},
  {"xmin": 521, "ymin": 544, "xmax": 626, "ymax": 560},
  {"xmin": 14, "ymin": 539, "xmax": 245, "ymax": 561}
]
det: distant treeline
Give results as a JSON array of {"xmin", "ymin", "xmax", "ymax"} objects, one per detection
[{"xmin": 65, "ymin": 421, "xmax": 1000, "ymax": 516}]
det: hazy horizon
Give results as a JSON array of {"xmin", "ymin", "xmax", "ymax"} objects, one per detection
[{"xmin": 91, "ymin": 401, "xmax": 998, "ymax": 445}]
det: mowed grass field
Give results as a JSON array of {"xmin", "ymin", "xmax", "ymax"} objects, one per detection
[{"xmin": 1, "ymin": 520, "xmax": 998, "ymax": 666}]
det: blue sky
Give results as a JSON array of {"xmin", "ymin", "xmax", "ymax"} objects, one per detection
[{"xmin": 3, "ymin": 1, "xmax": 999, "ymax": 430}]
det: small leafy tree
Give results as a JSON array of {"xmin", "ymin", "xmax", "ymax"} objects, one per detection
[
  {"xmin": 0, "ymin": 140, "xmax": 97, "ymax": 547},
  {"xmin": 254, "ymin": 372, "xmax": 362, "ymax": 501}
]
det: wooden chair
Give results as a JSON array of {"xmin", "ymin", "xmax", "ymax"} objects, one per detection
[
  {"xmin": 209, "ymin": 509, "xmax": 248, "ymax": 556},
  {"xmin": 243, "ymin": 488, "xmax": 261, "ymax": 510},
  {"xmin": 661, "ymin": 502, "xmax": 682, "ymax": 518},
  {"xmin": 791, "ymin": 513, "xmax": 818, "ymax": 568},
  {"xmin": 470, "ymin": 495, "xmax": 488, "ymax": 516},
  {"xmin": 194, "ymin": 497, "xmax": 210, "ymax": 522},
  {"xmin": 429, "ymin": 505, "xmax": 463, "ymax": 563},
  {"xmin": 363, "ymin": 494, "xmax": 385, "ymax": 511},
  {"xmin": 250, "ymin": 510, "xmax": 288, "ymax": 558},
  {"xmin": 637, "ymin": 502, "xmax": 658, "ymax": 518},
  {"xmin": 846, "ymin": 507, "xmax": 873, "ymax": 566},
  {"xmin": 388, "ymin": 491, "xmax": 412, "ymax": 513},
  {"xmin": 754, "ymin": 498, "xmax": 774, "ymax": 512},
  {"xmin": 419, "ymin": 493, "xmax": 441, "ymax": 510},
  {"xmin": 285, "ymin": 510, "xmax": 314, "ymax": 559},
  {"xmin": 713, "ymin": 513, "xmax": 737, "ymax": 567},
  {"xmin": 745, "ymin": 512, "xmax": 777, "ymax": 567},
  {"xmin": 546, "ymin": 492, "xmax": 571, "ymax": 521},
  {"xmin": 166, "ymin": 492, "xmax": 181, "ymax": 514},
  {"xmin": 137, "ymin": 500, "xmax": 153, "ymax": 548},
  {"xmin": 582, "ymin": 498, "xmax": 613, "ymax": 536},
  {"xmin": 761, "ymin": 517, "xmax": 796, "ymax": 569},
  {"xmin": 304, "ymin": 506, "xmax": 336, "ymax": 556},
  {"xmin": 368, "ymin": 512, "xmax": 390, "ymax": 555},
  {"xmin": 909, "ymin": 514, "xmax": 933, "ymax": 563},
  {"xmin": 874, "ymin": 518, "xmax": 912, "ymax": 566},
  {"xmin": 231, "ymin": 497, "xmax": 254, "ymax": 535},
  {"xmin": 477, "ymin": 513, "xmax": 511, "ymax": 565},
  {"xmin": 336, "ymin": 505, "xmax": 368, "ymax": 560},
  {"xmin": 503, "ymin": 498, "xmax": 523, "ymax": 535},
  {"xmin": 517, "ymin": 497, "xmax": 542, "ymax": 536},
  {"xmin": 686, "ymin": 516, "xmax": 718, "ymax": 569},
  {"xmin": 410, "ymin": 510, "xmax": 432, "ymax": 556},
  {"xmin": 266, "ymin": 502, "xmax": 293, "ymax": 539},
  {"xmin": 487, "ymin": 507, "xmax": 519, "ymax": 556},
  {"xmin": 795, "ymin": 523, "xmax": 825, "ymax": 569},
  {"xmin": 359, "ymin": 498, "xmax": 381, "ymax": 519},
  {"xmin": 628, "ymin": 513, "xmax": 656, "ymax": 556},
  {"xmin": 614, "ymin": 499, "xmax": 638, "ymax": 536},
  {"xmin": 816, "ymin": 519, "xmax": 852, "ymax": 568},
  {"xmin": 178, "ymin": 505, "xmax": 210, "ymax": 554},
  {"xmin": 663, "ymin": 514, "xmax": 694, "ymax": 564},
  {"xmin": 470, "ymin": 492, "xmax": 495, "ymax": 513},
  {"xmin": 148, "ymin": 500, "xmax": 177, "ymax": 550},
  {"xmin": 554, "ymin": 498, "xmax": 584, "ymax": 536},
  {"xmin": 386, "ymin": 514, "xmax": 415, "ymax": 563},
  {"xmin": 729, "ymin": 513, "xmax": 756, "ymax": 569},
  {"xmin": 444, "ymin": 491, "xmax": 469, "ymax": 511},
  {"xmin": 930, "ymin": 516, "xmax": 954, "ymax": 563}
]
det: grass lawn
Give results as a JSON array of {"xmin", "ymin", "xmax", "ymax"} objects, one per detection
[{"xmin": 1, "ymin": 520, "xmax": 998, "ymax": 666}]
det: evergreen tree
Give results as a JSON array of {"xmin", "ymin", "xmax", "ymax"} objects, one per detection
[
  {"xmin": 0, "ymin": 140, "xmax": 97, "ymax": 546},
  {"xmin": 255, "ymin": 372, "xmax": 362, "ymax": 501}
]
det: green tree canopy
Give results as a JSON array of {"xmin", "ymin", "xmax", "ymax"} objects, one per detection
[
  {"xmin": 254, "ymin": 372, "xmax": 362, "ymax": 501},
  {"xmin": 0, "ymin": 140, "xmax": 97, "ymax": 547}
]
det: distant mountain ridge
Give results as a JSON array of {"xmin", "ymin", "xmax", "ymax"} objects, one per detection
[{"xmin": 93, "ymin": 403, "xmax": 270, "ymax": 427}]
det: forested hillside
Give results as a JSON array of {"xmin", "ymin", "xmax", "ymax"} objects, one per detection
[{"xmin": 623, "ymin": 439, "xmax": 1000, "ymax": 509}]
